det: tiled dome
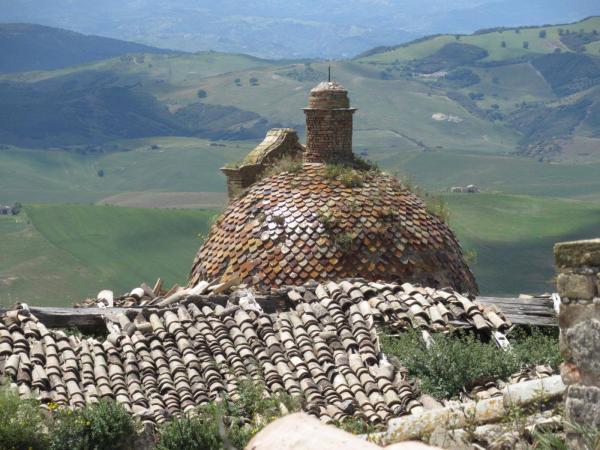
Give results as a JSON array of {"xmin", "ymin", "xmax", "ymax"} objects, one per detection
[{"xmin": 190, "ymin": 164, "xmax": 477, "ymax": 293}]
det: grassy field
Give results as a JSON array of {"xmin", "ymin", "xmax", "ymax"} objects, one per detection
[
  {"xmin": 0, "ymin": 205, "xmax": 217, "ymax": 306},
  {"xmin": 4, "ymin": 139, "xmax": 600, "ymax": 206},
  {"xmin": 445, "ymin": 193, "xmax": 600, "ymax": 295},
  {"xmin": 0, "ymin": 137, "xmax": 253, "ymax": 205}
]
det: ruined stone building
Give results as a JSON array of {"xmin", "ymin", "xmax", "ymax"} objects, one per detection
[{"xmin": 191, "ymin": 81, "xmax": 477, "ymax": 294}]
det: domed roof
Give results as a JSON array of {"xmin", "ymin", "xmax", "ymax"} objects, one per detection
[
  {"xmin": 306, "ymin": 81, "xmax": 351, "ymax": 109},
  {"xmin": 190, "ymin": 163, "xmax": 477, "ymax": 293}
]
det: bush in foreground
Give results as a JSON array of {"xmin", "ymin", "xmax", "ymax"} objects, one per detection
[
  {"xmin": 157, "ymin": 380, "xmax": 300, "ymax": 450},
  {"xmin": 0, "ymin": 383, "xmax": 47, "ymax": 450},
  {"xmin": 48, "ymin": 399, "xmax": 137, "ymax": 450},
  {"xmin": 381, "ymin": 326, "xmax": 561, "ymax": 399}
]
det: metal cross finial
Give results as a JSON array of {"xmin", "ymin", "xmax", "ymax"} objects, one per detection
[{"xmin": 328, "ymin": 66, "xmax": 331, "ymax": 82}]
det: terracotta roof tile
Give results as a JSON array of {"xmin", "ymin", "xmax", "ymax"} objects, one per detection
[{"xmin": 190, "ymin": 165, "xmax": 477, "ymax": 294}]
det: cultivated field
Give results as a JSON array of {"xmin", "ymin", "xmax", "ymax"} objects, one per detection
[{"xmin": 0, "ymin": 205, "xmax": 217, "ymax": 306}]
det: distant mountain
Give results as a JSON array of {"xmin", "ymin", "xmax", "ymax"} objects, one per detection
[
  {"xmin": 0, "ymin": 69, "xmax": 275, "ymax": 146},
  {"xmin": 0, "ymin": 23, "xmax": 177, "ymax": 73},
  {"xmin": 0, "ymin": 0, "xmax": 598, "ymax": 58},
  {"xmin": 1, "ymin": 17, "xmax": 599, "ymax": 164}
]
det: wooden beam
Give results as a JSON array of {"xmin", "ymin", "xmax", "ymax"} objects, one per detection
[
  {"xmin": 476, "ymin": 296, "xmax": 556, "ymax": 326},
  {"xmin": 0, "ymin": 296, "xmax": 557, "ymax": 331}
]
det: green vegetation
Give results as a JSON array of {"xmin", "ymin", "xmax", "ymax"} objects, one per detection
[
  {"xmin": 324, "ymin": 164, "xmax": 364, "ymax": 188},
  {"xmin": 0, "ymin": 205, "xmax": 217, "ymax": 305},
  {"xmin": 381, "ymin": 327, "xmax": 561, "ymax": 399},
  {"xmin": 157, "ymin": 380, "xmax": 300, "ymax": 450},
  {"xmin": 0, "ymin": 383, "xmax": 48, "ymax": 450},
  {"xmin": 358, "ymin": 16, "xmax": 600, "ymax": 63},
  {"xmin": 49, "ymin": 400, "xmax": 137, "ymax": 450},
  {"xmin": 0, "ymin": 385, "xmax": 136, "ymax": 450},
  {"xmin": 0, "ymin": 138, "xmax": 252, "ymax": 204},
  {"xmin": 261, "ymin": 155, "xmax": 303, "ymax": 178},
  {"xmin": 444, "ymin": 193, "xmax": 600, "ymax": 295},
  {"xmin": 2, "ymin": 193, "xmax": 598, "ymax": 305}
]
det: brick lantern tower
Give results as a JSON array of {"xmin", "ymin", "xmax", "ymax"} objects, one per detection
[{"xmin": 303, "ymin": 81, "xmax": 356, "ymax": 164}]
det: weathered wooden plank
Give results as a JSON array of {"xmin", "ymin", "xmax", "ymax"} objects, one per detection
[
  {"xmin": 0, "ymin": 295, "xmax": 557, "ymax": 330},
  {"xmin": 475, "ymin": 296, "xmax": 556, "ymax": 326}
]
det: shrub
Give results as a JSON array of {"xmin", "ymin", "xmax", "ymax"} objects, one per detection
[
  {"xmin": 382, "ymin": 330, "xmax": 520, "ymax": 399},
  {"xmin": 156, "ymin": 410, "xmax": 222, "ymax": 450},
  {"xmin": 197, "ymin": 89, "xmax": 207, "ymax": 99},
  {"xmin": 511, "ymin": 326, "xmax": 562, "ymax": 370},
  {"xmin": 381, "ymin": 327, "xmax": 561, "ymax": 400},
  {"xmin": 157, "ymin": 381, "xmax": 300, "ymax": 450},
  {"xmin": 49, "ymin": 399, "xmax": 137, "ymax": 450},
  {"xmin": 0, "ymin": 383, "xmax": 47, "ymax": 450}
]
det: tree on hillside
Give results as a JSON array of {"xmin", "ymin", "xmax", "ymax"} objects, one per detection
[
  {"xmin": 97, "ymin": 169, "xmax": 105, "ymax": 177},
  {"xmin": 523, "ymin": 41, "xmax": 529, "ymax": 49},
  {"xmin": 11, "ymin": 202, "xmax": 22, "ymax": 215},
  {"xmin": 501, "ymin": 41, "xmax": 506, "ymax": 48},
  {"xmin": 539, "ymin": 30, "xmax": 547, "ymax": 38},
  {"xmin": 196, "ymin": 89, "xmax": 207, "ymax": 99}
]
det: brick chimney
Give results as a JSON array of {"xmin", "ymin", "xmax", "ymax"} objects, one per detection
[{"xmin": 303, "ymin": 81, "xmax": 356, "ymax": 164}]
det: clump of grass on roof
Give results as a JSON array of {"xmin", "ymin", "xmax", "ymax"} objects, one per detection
[
  {"xmin": 262, "ymin": 155, "xmax": 303, "ymax": 178},
  {"xmin": 381, "ymin": 326, "xmax": 561, "ymax": 399},
  {"xmin": 324, "ymin": 156, "xmax": 381, "ymax": 188},
  {"xmin": 325, "ymin": 164, "xmax": 365, "ymax": 188}
]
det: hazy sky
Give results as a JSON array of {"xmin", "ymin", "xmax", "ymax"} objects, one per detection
[{"xmin": 1, "ymin": 0, "xmax": 598, "ymax": 57}]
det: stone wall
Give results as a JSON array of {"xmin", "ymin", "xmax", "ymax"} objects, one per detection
[
  {"xmin": 554, "ymin": 238, "xmax": 600, "ymax": 447},
  {"xmin": 221, "ymin": 128, "xmax": 303, "ymax": 199}
]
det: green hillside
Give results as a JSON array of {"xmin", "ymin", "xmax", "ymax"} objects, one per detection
[
  {"xmin": 2, "ymin": 16, "xmax": 599, "ymax": 162},
  {"xmin": 0, "ymin": 138, "xmax": 252, "ymax": 204},
  {"xmin": 0, "ymin": 23, "xmax": 176, "ymax": 73},
  {"xmin": 0, "ymin": 205, "xmax": 217, "ymax": 306},
  {"xmin": 358, "ymin": 16, "xmax": 600, "ymax": 63},
  {"xmin": 445, "ymin": 193, "xmax": 600, "ymax": 296}
]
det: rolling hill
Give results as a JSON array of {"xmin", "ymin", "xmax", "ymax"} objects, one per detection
[
  {"xmin": 2, "ymin": 17, "xmax": 599, "ymax": 163},
  {"xmin": 1, "ymin": 17, "xmax": 600, "ymax": 303},
  {"xmin": 0, "ymin": 205, "xmax": 217, "ymax": 306},
  {"xmin": 0, "ymin": 23, "xmax": 177, "ymax": 73}
]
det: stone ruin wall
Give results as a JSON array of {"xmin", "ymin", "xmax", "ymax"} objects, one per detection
[
  {"xmin": 554, "ymin": 238, "xmax": 600, "ymax": 447},
  {"xmin": 221, "ymin": 128, "xmax": 303, "ymax": 199}
]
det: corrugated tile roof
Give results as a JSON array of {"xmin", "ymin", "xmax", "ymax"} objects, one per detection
[{"xmin": 0, "ymin": 280, "xmax": 509, "ymax": 427}]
